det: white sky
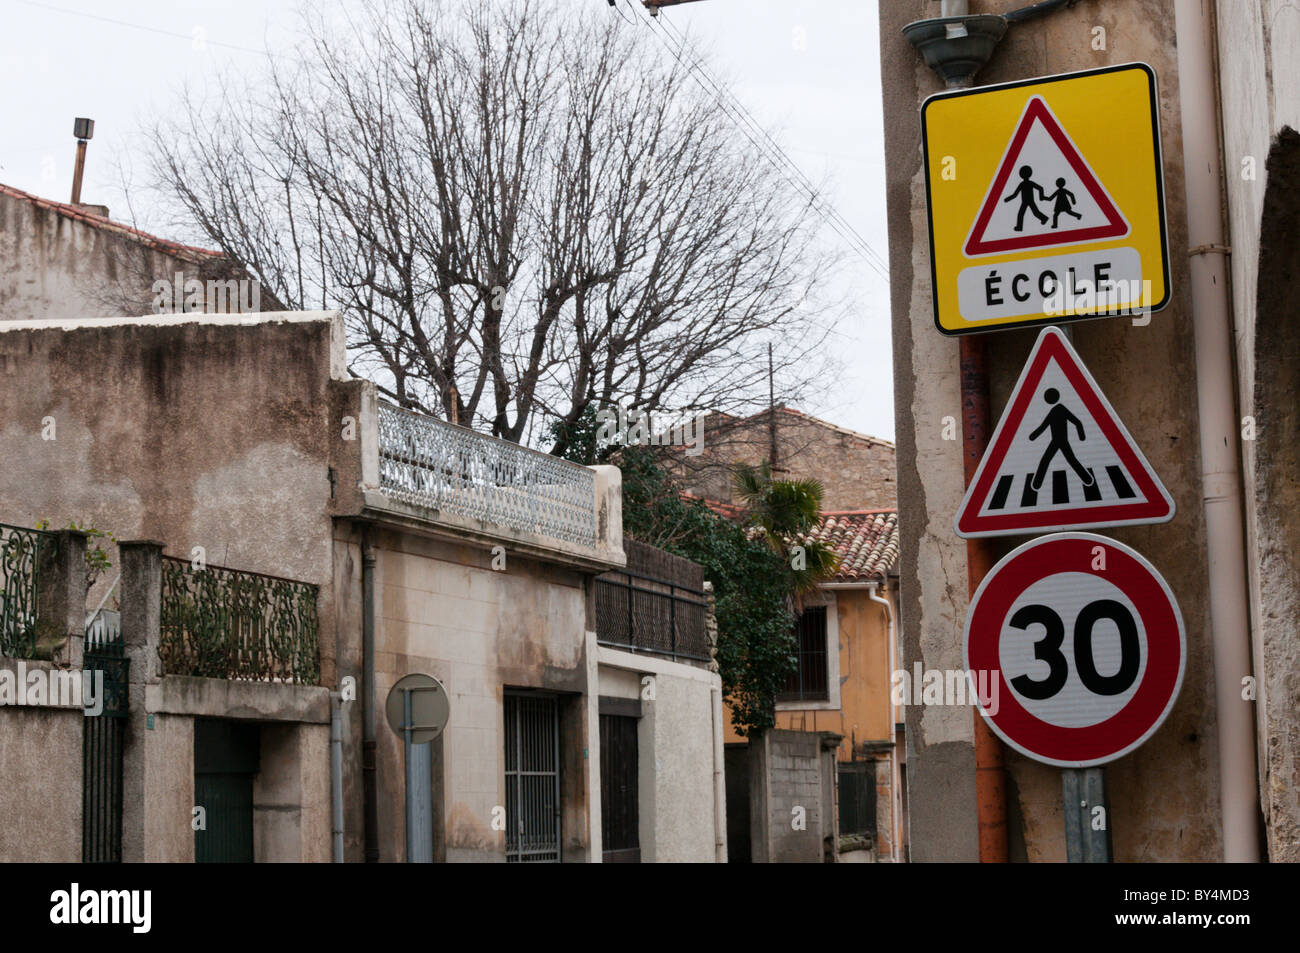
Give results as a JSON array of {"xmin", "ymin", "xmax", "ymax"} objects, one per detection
[{"xmin": 0, "ymin": 0, "xmax": 894, "ymax": 440}]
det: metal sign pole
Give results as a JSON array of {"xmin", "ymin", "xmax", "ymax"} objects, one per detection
[
  {"xmin": 1062, "ymin": 766, "xmax": 1112, "ymax": 862},
  {"xmin": 1055, "ymin": 327, "xmax": 1102, "ymax": 864},
  {"xmin": 1056, "ymin": 327, "xmax": 1110, "ymax": 865}
]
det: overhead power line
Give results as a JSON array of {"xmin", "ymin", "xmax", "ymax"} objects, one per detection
[
  {"xmin": 622, "ymin": 1, "xmax": 888, "ymax": 279},
  {"xmin": 13, "ymin": 0, "xmax": 277, "ymax": 57},
  {"xmin": 654, "ymin": 13, "xmax": 889, "ymax": 277},
  {"xmin": 657, "ymin": 14, "xmax": 889, "ymax": 275}
]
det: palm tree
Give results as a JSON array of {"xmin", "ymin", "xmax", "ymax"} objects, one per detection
[{"xmin": 731, "ymin": 462, "xmax": 841, "ymax": 598}]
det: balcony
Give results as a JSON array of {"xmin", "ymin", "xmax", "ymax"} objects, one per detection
[
  {"xmin": 594, "ymin": 539, "xmax": 713, "ymax": 665},
  {"xmin": 358, "ymin": 400, "xmax": 623, "ymax": 570},
  {"xmin": 160, "ymin": 556, "xmax": 321, "ymax": 685}
]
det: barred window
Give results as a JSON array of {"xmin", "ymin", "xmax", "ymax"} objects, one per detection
[{"xmin": 777, "ymin": 605, "xmax": 829, "ymax": 702}]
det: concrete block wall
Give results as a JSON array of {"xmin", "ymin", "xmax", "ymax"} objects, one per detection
[{"xmin": 749, "ymin": 728, "xmax": 835, "ymax": 863}]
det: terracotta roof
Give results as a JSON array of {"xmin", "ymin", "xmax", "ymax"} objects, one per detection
[
  {"xmin": 682, "ymin": 491, "xmax": 744, "ymax": 519},
  {"xmin": 0, "ymin": 182, "xmax": 226, "ymax": 264},
  {"xmin": 685, "ymin": 492, "xmax": 900, "ymax": 582},
  {"xmin": 802, "ymin": 509, "xmax": 900, "ymax": 582}
]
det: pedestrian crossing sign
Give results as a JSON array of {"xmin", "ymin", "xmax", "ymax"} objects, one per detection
[
  {"xmin": 955, "ymin": 326, "xmax": 1174, "ymax": 538},
  {"xmin": 922, "ymin": 63, "xmax": 1170, "ymax": 335}
]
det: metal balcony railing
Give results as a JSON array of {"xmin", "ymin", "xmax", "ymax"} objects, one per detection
[
  {"xmin": 0, "ymin": 522, "xmax": 54, "ymax": 659},
  {"xmin": 594, "ymin": 571, "xmax": 711, "ymax": 663},
  {"xmin": 159, "ymin": 557, "xmax": 320, "ymax": 685},
  {"xmin": 377, "ymin": 401, "xmax": 598, "ymax": 549}
]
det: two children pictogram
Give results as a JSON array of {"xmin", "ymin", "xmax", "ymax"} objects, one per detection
[{"xmin": 1003, "ymin": 165, "xmax": 1084, "ymax": 232}]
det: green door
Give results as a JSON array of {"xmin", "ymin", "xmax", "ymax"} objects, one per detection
[{"xmin": 194, "ymin": 719, "xmax": 259, "ymax": 863}]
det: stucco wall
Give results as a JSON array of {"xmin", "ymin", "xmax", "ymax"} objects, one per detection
[
  {"xmin": 122, "ymin": 711, "xmax": 195, "ymax": 863},
  {"xmin": 0, "ymin": 312, "xmax": 346, "ymax": 692},
  {"xmin": 731, "ymin": 586, "xmax": 898, "ymax": 753},
  {"xmin": 368, "ymin": 527, "xmax": 592, "ymax": 862},
  {"xmin": 880, "ymin": 0, "xmax": 1220, "ymax": 862},
  {"xmin": 254, "ymin": 722, "xmax": 332, "ymax": 863},
  {"xmin": 0, "ymin": 312, "xmax": 348, "ymax": 863},
  {"xmin": 0, "ymin": 703, "xmax": 82, "ymax": 861},
  {"xmin": 597, "ymin": 647, "xmax": 724, "ymax": 862},
  {"xmin": 1215, "ymin": 1, "xmax": 1300, "ymax": 863},
  {"xmin": 0, "ymin": 189, "xmax": 195, "ymax": 322}
]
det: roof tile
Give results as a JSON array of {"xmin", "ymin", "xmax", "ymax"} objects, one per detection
[
  {"xmin": 802, "ymin": 509, "xmax": 900, "ymax": 581},
  {"xmin": 0, "ymin": 182, "xmax": 225, "ymax": 264}
]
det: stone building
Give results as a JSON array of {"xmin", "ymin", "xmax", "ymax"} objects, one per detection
[
  {"xmin": 720, "ymin": 509, "xmax": 905, "ymax": 862},
  {"xmin": 880, "ymin": 0, "xmax": 1298, "ymax": 862},
  {"xmin": 0, "ymin": 308, "xmax": 726, "ymax": 862},
  {"xmin": 662, "ymin": 407, "xmax": 897, "ymax": 510},
  {"xmin": 675, "ymin": 405, "xmax": 904, "ymax": 861}
]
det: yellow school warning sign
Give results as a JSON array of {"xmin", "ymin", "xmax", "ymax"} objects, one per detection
[{"xmin": 922, "ymin": 63, "xmax": 1170, "ymax": 335}]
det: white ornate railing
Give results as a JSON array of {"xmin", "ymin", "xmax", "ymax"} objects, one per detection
[{"xmin": 377, "ymin": 402, "xmax": 598, "ymax": 548}]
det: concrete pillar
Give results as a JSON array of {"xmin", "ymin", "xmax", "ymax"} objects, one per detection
[
  {"xmin": 119, "ymin": 540, "xmax": 194, "ymax": 862},
  {"xmin": 119, "ymin": 539, "xmax": 161, "ymax": 864},
  {"xmin": 591, "ymin": 465, "xmax": 624, "ymax": 566},
  {"xmin": 36, "ymin": 530, "xmax": 87, "ymax": 668},
  {"xmin": 820, "ymin": 732, "xmax": 842, "ymax": 863}
]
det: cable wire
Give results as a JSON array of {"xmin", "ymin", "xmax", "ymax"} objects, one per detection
[{"xmin": 625, "ymin": 2, "xmax": 888, "ymax": 278}]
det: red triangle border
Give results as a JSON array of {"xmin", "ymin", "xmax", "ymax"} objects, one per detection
[
  {"xmin": 964, "ymin": 97, "xmax": 1129, "ymax": 256},
  {"xmin": 955, "ymin": 328, "xmax": 1174, "ymax": 536}
]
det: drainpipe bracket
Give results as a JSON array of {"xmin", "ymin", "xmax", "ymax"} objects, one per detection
[{"xmin": 902, "ymin": 15, "xmax": 1009, "ymax": 88}]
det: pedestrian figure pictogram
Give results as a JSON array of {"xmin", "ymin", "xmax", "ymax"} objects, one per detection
[
  {"xmin": 955, "ymin": 326, "xmax": 1175, "ymax": 537},
  {"xmin": 1004, "ymin": 165, "xmax": 1049, "ymax": 231},
  {"xmin": 1047, "ymin": 177, "xmax": 1083, "ymax": 229},
  {"xmin": 1029, "ymin": 387, "xmax": 1094, "ymax": 491}
]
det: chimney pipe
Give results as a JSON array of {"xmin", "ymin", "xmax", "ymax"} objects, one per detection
[{"xmin": 70, "ymin": 117, "xmax": 94, "ymax": 205}]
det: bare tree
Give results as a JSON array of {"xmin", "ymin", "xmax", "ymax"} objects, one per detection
[{"xmin": 145, "ymin": 0, "xmax": 840, "ymax": 448}]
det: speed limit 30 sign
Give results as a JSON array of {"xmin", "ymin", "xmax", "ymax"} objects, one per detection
[{"xmin": 963, "ymin": 532, "xmax": 1185, "ymax": 767}]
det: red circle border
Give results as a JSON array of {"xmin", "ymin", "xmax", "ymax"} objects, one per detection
[{"xmin": 964, "ymin": 534, "xmax": 1184, "ymax": 765}]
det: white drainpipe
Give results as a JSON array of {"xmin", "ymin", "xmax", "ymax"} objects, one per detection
[
  {"xmin": 1173, "ymin": 0, "xmax": 1260, "ymax": 862},
  {"xmin": 868, "ymin": 580, "xmax": 903, "ymax": 862}
]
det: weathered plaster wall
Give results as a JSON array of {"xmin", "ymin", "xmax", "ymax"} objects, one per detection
[
  {"xmin": 369, "ymin": 527, "xmax": 592, "ymax": 862},
  {"xmin": 0, "ymin": 313, "xmax": 348, "ymax": 862},
  {"xmin": 1215, "ymin": 0, "xmax": 1300, "ymax": 863},
  {"xmin": 254, "ymin": 722, "xmax": 333, "ymax": 863},
  {"xmin": 881, "ymin": 0, "xmax": 1220, "ymax": 861},
  {"xmin": 742, "ymin": 587, "xmax": 898, "ymax": 755},
  {"xmin": 0, "ymin": 704, "xmax": 82, "ymax": 861},
  {"xmin": 0, "ymin": 313, "xmax": 346, "ymax": 692},
  {"xmin": 0, "ymin": 189, "xmax": 216, "ymax": 321},
  {"xmin": 122, "ymin": 711, "xmax": 195, "ymax": 863}
]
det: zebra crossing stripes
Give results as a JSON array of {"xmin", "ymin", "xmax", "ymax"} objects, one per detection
[{"xmin": 988, "ymin": 465, "xmax": 1138, "ymax": 511}]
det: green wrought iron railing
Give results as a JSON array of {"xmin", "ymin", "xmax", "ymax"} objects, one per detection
[
  {"xmin": 160, "ymin": 557, "xmax": 320, "ymax": 685},
  {"xmin": 0, "ymin": 522, "xmax": 55, "ymax": 659}
]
